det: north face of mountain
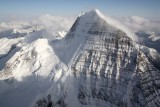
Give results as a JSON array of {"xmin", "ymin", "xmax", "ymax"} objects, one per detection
[{"xmin": 33, "ymin": 9, "xmax": 160, "ymax": 107}]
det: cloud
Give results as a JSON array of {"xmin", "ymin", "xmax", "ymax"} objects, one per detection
[
  {"xmin": 0, "ymin": 21, "xmax": 31, "ymax": 31},
  {"xmin": 31, "ymin": 14, "xmax": 75, "ymax": 39},
  {"xmin": 0, "ymin": 14, "xmax": 75, "ymax": 40},
  {"xmin": 115, "ymin": 16, "xmax": 160, "ymax": 34}
]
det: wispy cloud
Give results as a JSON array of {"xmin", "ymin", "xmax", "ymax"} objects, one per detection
[
  {"xmin": 0, "ymin": 14, "xmax": 75, "ymax": 40},
  {"xmin": 31, "ymin": 14, "xmax": 75, "ymax": 37},
  {"xmin": 115, "ymin": 16, "xmax": 160, "ymax": 34}
]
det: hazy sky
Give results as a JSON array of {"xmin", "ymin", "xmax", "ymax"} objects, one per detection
[{"xmin": 0, "ymin": 0, "xmax": 160, "ymax": 18}]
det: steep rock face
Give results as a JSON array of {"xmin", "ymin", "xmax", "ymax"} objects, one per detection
[
  {"xmin": 33, "ymin": 10, "xmax": 160, "ymax": 107},
  {"xmin": 72, "ymin": 33, "xmax": 140, "ymax": 106},
  {"xmin": 66, "ymin": 9, "xmax": 160, "ymax": 107},
  {"xmin": 137, "ymin": 51, "xmax": 160, "ymax": 107}
]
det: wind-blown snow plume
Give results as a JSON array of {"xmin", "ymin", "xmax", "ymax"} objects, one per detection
[{"xmin": 91, "ymin": 9, "xmax": 138, "ymax": 41}]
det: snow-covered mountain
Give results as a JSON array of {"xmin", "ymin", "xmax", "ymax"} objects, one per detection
[
  {"xmin": 136, "ymin": 31, "xmax": 160, "ymax": 53},
  {"xmin": 0, "ymin": 9, "xmax": 160, "ymax": 107}
]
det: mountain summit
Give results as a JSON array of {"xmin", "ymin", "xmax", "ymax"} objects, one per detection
[
  {"xmin": 0, "ymin": 9, "xmax": 160, "ymax": 107},
  {"xmin": 79, "ymin": 9, "xmax": 105, "ymax": 19}
]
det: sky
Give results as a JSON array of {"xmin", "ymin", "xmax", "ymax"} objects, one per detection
[{"xmin": 0, "ymin": 0, "xmax": 160, "ymax": 19}]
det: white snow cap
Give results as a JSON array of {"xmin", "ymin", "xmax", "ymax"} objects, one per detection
[
  {"xmin": 80, "ymin": 9, "xmax": 105, "ymax": 19},
  {"xmin": 86, "ymin": 9, "xmax": 102, "ymax": 15},
  {"xmin": 80, "ymin": 9, "xmax": 138, "ymax": 41}
]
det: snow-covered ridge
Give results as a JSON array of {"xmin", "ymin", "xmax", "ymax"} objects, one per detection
[
  {"xmin": 148, "ymin": 32, "xmax": 160, "ymax": 41},
  {"xmin": 0, "ymin": 21, "xmax": 31, "ymax": 31},
  {"xmin": 12, "ymin": 25, "xmax": 43, "ymax": 34}
]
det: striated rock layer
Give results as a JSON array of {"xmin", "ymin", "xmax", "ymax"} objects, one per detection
[{"xmin": 34, "ymin": 10, "xmax": 160, "ymax": 107}]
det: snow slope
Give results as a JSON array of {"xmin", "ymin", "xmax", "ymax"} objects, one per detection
[{"xmin": 0, "ymin": 38, "xmax": 69, "ymax": 107}]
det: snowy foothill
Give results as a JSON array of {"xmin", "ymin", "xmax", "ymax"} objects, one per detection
[{"xmin": 0, "ymin": 14, "xmax": 75, "ymax": 107}]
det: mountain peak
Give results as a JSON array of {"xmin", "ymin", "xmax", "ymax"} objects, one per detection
[
  {"xmin": 86, "ymin": 9, "xmax": 104, "ymax": 18},
  {"xmin": 79, "ymin": 9, "xmax": 105, "ymax": 20},
  {"xmin": 78, "ymin": 9, "xmax": 138, "ymax": 41},
  {"xmin": 88, "ymin": 9, "xmax": 101, "ymax": 15}
]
